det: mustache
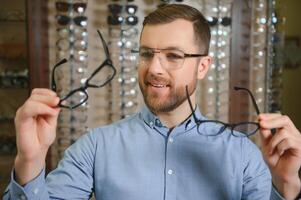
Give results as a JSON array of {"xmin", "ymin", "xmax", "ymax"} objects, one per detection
[{"xmin": 144, "ymin": 74, "xmax": 170, "ymax": 85}]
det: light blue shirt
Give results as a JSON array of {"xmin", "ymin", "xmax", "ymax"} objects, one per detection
[{"xmin": 3, "ymin": 106, "xmax": 284, "ymax": 200}]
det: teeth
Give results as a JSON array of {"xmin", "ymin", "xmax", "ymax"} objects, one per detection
[{"xmin": 151, "ymin": 83, "xmax": 166, "ymax": 88}]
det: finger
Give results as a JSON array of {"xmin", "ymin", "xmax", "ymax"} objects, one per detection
[
  {"xmin": 259, "ymin": 128, "xmax": 273, "ymax": 146},
  {"xmin": 38, "ymin": 107, "xmax": 61, "ymax": 126},
  {"xmin": 29, "ymin": 94, "xmax": 60, "ymax": 107},
  {"xmin": 259, "ymin": 115, "xmax": 295, "ymax": 130},
  {"xmin": 31, "ymin": 88, "xmax": 57, "ymax": 97},
  {"xmin": 258, "ymin": 113, "xmax": 282, "ymax": 121},
  {"xmin": 258, "ymin": 114, "xmax": 281, "ymax": 136},
  {"xmin": 18, "ymin": 100, "xmax": 60, "ymax": 120},
  {"xmin": 267, "ymin": 129, "xmax": 289, "ymax": 155},
  {"xmin": 264, "ymin": 150, "xmax": 281, "ymax": 168},
  {"xmin": 276, "ymin": 138, "xmax": 295, "ymax": 156}
]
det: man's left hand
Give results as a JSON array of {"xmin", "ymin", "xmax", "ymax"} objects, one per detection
[{"xmin": 259, "ymin": 113, "xmax": 301, "ymax": 200}]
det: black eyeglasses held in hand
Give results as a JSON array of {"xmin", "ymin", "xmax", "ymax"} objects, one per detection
[
  {"xmin": 185, "ymin": 85, "xmax": 261, "ymax": 137},
  {"xmin": 51, "ymin": 30, "xmax": 116, "ymax": 109}
]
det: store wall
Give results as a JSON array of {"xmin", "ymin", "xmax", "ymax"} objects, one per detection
[{"xmin": 279, "ymin": 0, "xmax": 301, "ymax": 131}]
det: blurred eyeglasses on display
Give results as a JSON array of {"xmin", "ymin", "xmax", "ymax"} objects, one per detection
[
  {"xmin": 56, "ymin": 15, "xmax": 87, "ymax": 27},
  {"xmin": 55, "ymin": 2, "xmax": 87, "ymax": 14}
]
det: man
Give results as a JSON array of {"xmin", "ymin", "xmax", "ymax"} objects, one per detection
[{"xmin": 3, "ymin": 4, "xmax": 301, "ymax": 200}]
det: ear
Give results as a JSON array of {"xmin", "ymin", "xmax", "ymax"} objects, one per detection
[{"xmin": 197, "ymin": 56, "xmax": 212, "ymax": 80}]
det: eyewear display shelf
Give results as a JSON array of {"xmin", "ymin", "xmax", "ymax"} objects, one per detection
[
  {"xmin": 0, "ymin": 0, "xmax": 50, "ymax": 194},
  {"xmin": 0, "ymin": 0, "xmax": 29, "ymax": 193}
]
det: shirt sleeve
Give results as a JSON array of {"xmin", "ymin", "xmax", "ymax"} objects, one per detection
[
  {"xmin": 241, "ymin": 138, "xmax": 273, "ymax": 200},
  {"xmin": 2, "ymin": 168, "xmax": 49, "ymax": 200},
  {"xmin": 2, "ymin": 131, "xmax": 96, "ymax": 200}
]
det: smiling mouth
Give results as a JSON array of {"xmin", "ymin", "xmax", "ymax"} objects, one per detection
[{"xmin": 149, "ymin": 83, "xmax": 168, "ymax": 88}]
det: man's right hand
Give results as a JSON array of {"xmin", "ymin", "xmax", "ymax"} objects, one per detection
[{"xmin": 14, "ymin": 88, "xmax": 61, "ymax": 185}]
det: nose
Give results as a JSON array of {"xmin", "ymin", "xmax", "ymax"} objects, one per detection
[{"xmin": 147, "ymin": 52, "xmax": 165, "ymax": 75}]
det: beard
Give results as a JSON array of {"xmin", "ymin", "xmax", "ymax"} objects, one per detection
[{"xmin": 139, "ymin": 73, "xmax": 197, "ymax": 114}]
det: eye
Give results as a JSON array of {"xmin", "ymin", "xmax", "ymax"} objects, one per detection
[
  {"xmin": 139, "ymin": 49, "xmax": 154, "ymax": 59},
  {"xmin": 165, "ymin": 51, "xmax": 184, "ymax": 60}
]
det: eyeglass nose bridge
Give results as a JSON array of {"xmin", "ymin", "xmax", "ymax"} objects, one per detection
[{"xmin": 150, "ymin": 49, "xmax": 165, "ymax": 59}]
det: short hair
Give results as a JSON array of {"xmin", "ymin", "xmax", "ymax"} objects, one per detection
[{"xmin": 143, "ymin": 4, "xmax": 211, "ymax": 54}]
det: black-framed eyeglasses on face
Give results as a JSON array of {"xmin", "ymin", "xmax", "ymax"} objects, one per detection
[
  {"xmin": 51, "ymin": 30, "xmax": 116, "ymax": 109},
  {"xmin": 185, "ymin": 85, "xmax": 261, "ymax": 137},
  {"xmin": 131, "ymin": 47, "xmax": 207, "ymax": 71}
]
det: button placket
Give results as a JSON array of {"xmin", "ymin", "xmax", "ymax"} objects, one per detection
[{"xmin": 165, "ymin": 134, "xmax": 177, "ymax": 200}]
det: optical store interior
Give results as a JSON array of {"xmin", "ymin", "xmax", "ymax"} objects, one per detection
[{"xmin": 0, "ymin": 0, "xmax": 301, "ymax": 193}]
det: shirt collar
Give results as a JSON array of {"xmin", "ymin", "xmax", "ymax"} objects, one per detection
[{"xmin": 139, "ymin": 105, "xmax": 206, "ymax": 134}]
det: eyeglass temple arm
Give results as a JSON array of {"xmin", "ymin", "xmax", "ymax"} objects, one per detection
[
  {"xmin": 234, "ymin": 86, "xmax": 278, "ymax": 135},
  {"xmin": 185, "ymin": 85, "xmax": 199, "ymax": 123},
  {"xmin": 51, "ymin": 58, "xmax": 67, "ymax": 91},
  {"xmin": 184, "ymin": 53, "xmax": 208, "ymax": 57},
  {"xmin": 234, "ymin": 86, "xmax": 260, "ymax": 115},
  {"xmin": 97, "ymin": 29, "xmax": 111, "ymax": 59}
]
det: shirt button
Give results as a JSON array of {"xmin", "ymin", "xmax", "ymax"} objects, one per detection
[
  {"xmin": 168, "ymin": 137, "xmax": 174, "ymax": 143},
  {"xmin": 155, "ymin": 118, "xmax": 162, "ymax": 126},
  {"xmin": 167, "ymin": 169, "xmax": 173, "ymax": 175},
  {"xmin": 33, "ymin": 188, "xmax": 39, "ymax": 194},
  {"xmin": 20, "ymin": 195, "xmax": 26, "ymax": 200}
]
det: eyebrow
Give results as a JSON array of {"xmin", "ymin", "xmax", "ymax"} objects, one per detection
[{"xmin": 140, "ymin": 45, "xmax": 186, "ymax": 52}]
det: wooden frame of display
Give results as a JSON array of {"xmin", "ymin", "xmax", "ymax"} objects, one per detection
[
  {"xmin": 229, "ymin": 0, "xmax": 251, "ymax": 124},
  {"xmin": 26, "ymin": 0, "xmax": 52, "ymax": 171}
]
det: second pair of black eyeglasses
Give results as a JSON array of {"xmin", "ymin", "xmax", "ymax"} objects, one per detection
[
  {"xmin": 51, "ymin": 30, "xmax": 116, "ymax": 109},
  {"xmin": 185, "ymin": 85, "xmax": 263, "ymax": 137}
]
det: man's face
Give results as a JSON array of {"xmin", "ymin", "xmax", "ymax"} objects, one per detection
[{"xmin": 138, "ymin": 19, "xmax": 203, "ymax": 113}]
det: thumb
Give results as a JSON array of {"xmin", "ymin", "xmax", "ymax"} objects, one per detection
[{"xmin": 44, "ymin": 107, "xmax": 61, "ymax": 125}]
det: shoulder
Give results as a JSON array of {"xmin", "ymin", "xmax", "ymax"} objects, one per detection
[
  {"xmin": 67, "ymin": 114, "xmax": 142, "ymax": 157},
  {"xmin": 87, "ymin": 112, "xmax": 143, "ymax": 140},
  {"xmin": 210, "ymin": 127, "xmax": 265, "ymax": 165}
]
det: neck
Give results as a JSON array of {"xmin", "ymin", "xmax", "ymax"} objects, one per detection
[{"xmin": 155, "ymin": 94, "xmax": 196, "ymax": 128}]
